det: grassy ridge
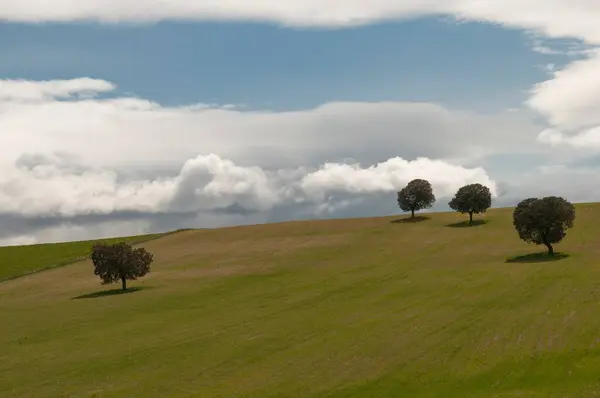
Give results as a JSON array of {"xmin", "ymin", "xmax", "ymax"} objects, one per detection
[
  {"xmin": 2, "ymin": 205, "xmax": 600, "ymax": 397},
  {"xmin": 0, "ymin": 233, "xmax": 164, "ymax": 282}
]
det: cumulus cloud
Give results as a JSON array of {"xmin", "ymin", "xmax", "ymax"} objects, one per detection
[
  {"xmin": 0, "ymin": 152, "xmax": 173, "ymax": 217},
  {"xmin": 300, "ymin": 157, "xmax": 498, "ymax": 200},
  {"xmin": 0, "ymin": 151, "xmax": 499, "ymax": 218},
  {"xmin": 0, "ymin": 150, "xmax": 501, "ymax": 245}
]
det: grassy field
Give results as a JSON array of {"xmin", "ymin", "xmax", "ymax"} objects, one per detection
[
  {"xmin": 0, "ymin": 233, "xmax": 163, "ymax": 282},
  {"xmin": 2, "ymin": 205, "xmax": 600, "ymax": 397}
]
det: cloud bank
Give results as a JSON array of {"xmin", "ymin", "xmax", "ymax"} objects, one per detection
[
  {"xmin": 0, "ymin": 79, "xmax": 540, "ymax": 172},
  {"xmin": 2, "ymin": 151, "xmax": 498, "ymax": 218},
  {"xmin": 0, "ymin": 77, "xmax": 520, "ymax": 244}
]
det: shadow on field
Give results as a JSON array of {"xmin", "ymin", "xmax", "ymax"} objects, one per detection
[
  {"xmin": 505, "ymin": 252, "xmax": 569, "ymax": 264},
  {"xmin": 445, "ymin": 220, "xmax": 488, "ymax": 228},
  {"xmin": 72, "ymin": 286, "xmax": 146, "ymax": 300},
  {"xmin": 390, "ymin": 216, "xmax": 430, "ymax": 224}
]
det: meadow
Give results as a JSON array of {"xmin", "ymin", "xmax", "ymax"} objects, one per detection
[{"xmin": 2, "ymin": 205, "xmax": 600, "ymax": 397}]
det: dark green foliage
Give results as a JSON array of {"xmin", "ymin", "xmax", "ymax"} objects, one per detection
[
  {"xmin": 397, "ymin": 179, "xmax": 435, "ymax": 218},
  {"xmin": 448, "ymin": 183, "xmax": 492, "ymax": 224},
  {"xmin": 512, "ymin": 196, "xmax": 575, "ymax": 255},
  {"xmin": 90, "ymin": 242, "xmax": 154, "ymax": 290}
]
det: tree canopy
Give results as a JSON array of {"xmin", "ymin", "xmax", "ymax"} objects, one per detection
[
  {"xmin": 512, "ymin": 196, "xmax": 575, "ymax": 255},
  {"xmin": 397, "ymin": 179, "xmax": 435, "ymax": 218},
  {"xmin": 90, "ymin": 242, "xmax": 154, "ymax": 290},
  {"xmin": 448, "ymin": 183, "xmax": 492, "ymax": 224}
]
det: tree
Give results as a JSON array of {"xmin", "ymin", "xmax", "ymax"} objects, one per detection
[
  {"xmin": 448, "ymin": 183, "xmax": 492, "ymax": 224},
  {"xmin": 512, "ymin": 196, "xmax": 575, "ymax": 255},
  {"xmin": 397, "ymin": 179, "xmax": 435, "ymax": 218},
  {"xmin": 90, "ymin": 242, "xmax": 154, "ymax": 290}
]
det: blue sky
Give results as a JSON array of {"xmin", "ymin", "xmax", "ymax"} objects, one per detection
[
  {"xmin": 1, "ymin": 2, "xmax": 600, "ymax": 244},
  {"xmin": 0, "ymin": 18, "xmax": 569, "ymax": 111}
]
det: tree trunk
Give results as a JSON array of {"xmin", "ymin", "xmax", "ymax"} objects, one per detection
[
  {"xmin": 469, "ymin": 211, "xmax": 473, "ymax": 225},
  {"xmin": 542, "ymin": 231, "xmax": 554, "ymax": 256},
  {"xmin": 411, "ymin": 209, "xmax": 415, "ymax": 218},
  {"xmin": 544, "ymin": 242, "xmax": 554, "ymax": 256},
  {"xmin": 121, "ymin": 277, "xmax": 127, "ymax": 291}
]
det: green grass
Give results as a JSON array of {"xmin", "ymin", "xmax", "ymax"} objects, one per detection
[
  {"xmin": 2, "ymin": 205, "xmax": 600, "ymax": 397},
  {"xmin": 0, "ymin": 233, "xmax": 163, "ymax": 282}
]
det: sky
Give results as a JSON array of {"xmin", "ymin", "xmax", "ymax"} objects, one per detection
[{"xmin": 1, "ymin": 1, "xmax": 600, "ymax": 245}]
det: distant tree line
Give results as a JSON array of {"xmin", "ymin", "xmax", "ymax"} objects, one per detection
[{"xmin": 397, "ymin": 178, "xmax": 575, "ymax": 256}]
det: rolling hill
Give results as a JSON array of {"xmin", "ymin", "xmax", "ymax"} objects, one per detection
[{"xmin": 2, "ymin": 204, "xmax": 600, "ymax": 397}]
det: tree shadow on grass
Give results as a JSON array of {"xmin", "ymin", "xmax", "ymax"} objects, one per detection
[
  {"xmin": 505, "ymin": 252, "xmax": 570, "ymax": 264},
  {"xmin": 72, "ymin": 286, "xmax": 146, "ymax": 300},
  {"xmin": 445, "ymin": 219, "xmax": 488, "ymax": 228},
  {"xmin": 390, "ymin": 216, "xmax": 430, "ymax": 224}
]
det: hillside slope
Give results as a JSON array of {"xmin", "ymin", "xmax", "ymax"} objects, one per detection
[
  {"xmin": 0, "ymin": 233, "xmax": 164, "ymax": 282},
  {"xmin": 2, "ymin": 205, "xmax": 600, "ymax": 397}
]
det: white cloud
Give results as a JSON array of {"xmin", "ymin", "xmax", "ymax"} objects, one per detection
[
  {"xmin": 0, "ymin": 152, "xmax": 173, "ymax": 217},
  {"xmin": 538, "ymin": 125, "xmax": 600, "ymax": 150},
  {"xmin": 0, "ymin": 151, "xmax": 498, "ymax": 218},
  {"xmin": 0, "ymin": 78, "xmax": 542, "ymax": 172},
  {"xmin": 531, "ymin": 52, "xmax": 600, "ymax": 149},
  {"xmin": 300, "ymin": 157, "xmax": 498, "ymax": 201},
  {"xmin": 169, "ymin": 154, "xmax": 284, "ymax": 213},
  {"xmin": 527, "ymin": 50, "xmax": 600, "ymax": 131},
  {"xmin": 0, "ymin": 78, "xmax": 115, "ymax": 102},
  {"xmin": 0, "ymin": 0, "xmax": 598, "ymax": 45},
  {"xmin": 527, "ymin": 51, "xmax": 600, "ymax": 151},
  {"xmin": 0, "ymin": 0, "xmax": 596, "ymax": 42},
  {"xmin": 0, "ymin": 1, "xmax": 442, "ymax": 25}
]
